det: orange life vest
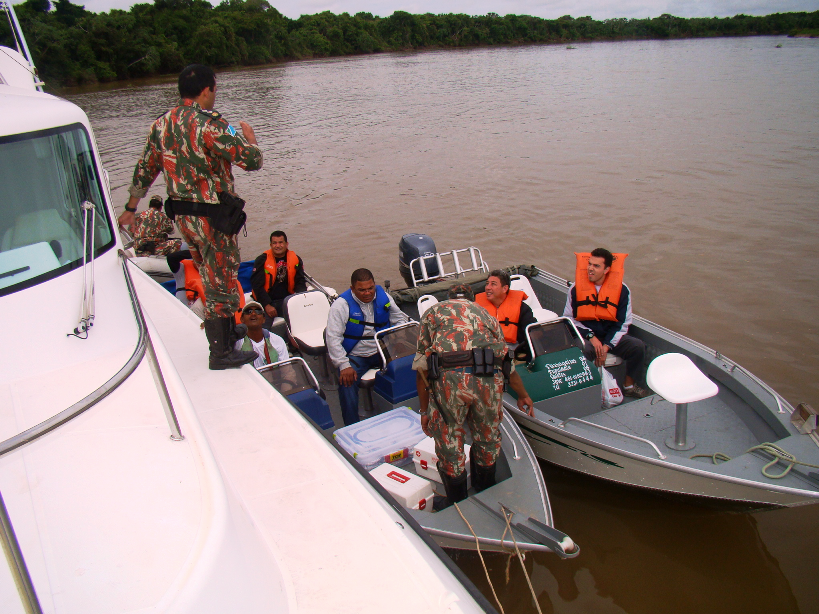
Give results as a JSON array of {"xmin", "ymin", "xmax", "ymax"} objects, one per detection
[
  {"xmin": 254, "ymin": 249, "xmax": 299, "ymax": 298},
  {"xmin": 574, "ymin": 252, "xmax": 628, "ymax": 322},
  {"xmin": 475, "ymin": 290, "xmax": 526, "ymax": 343},
  {"xmin": 181, "ymin": 259, "xmax": 245, "ymax": 324}
]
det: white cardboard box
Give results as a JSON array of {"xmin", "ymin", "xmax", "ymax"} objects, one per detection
[
  {"xmin": 411, "ymin": 437, "xmax": 470, "ymax": 487},
  {"xmin": 369, "ymin": 463, "xmax": 434, "ymax": 512}
]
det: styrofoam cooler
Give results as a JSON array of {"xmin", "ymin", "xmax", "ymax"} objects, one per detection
[
  {"xmin": 369, "ymin": 463, "xmax": 434, "ymax": 512},
  {"xmin": 333, "ymin": 407, "xmax": 426, "ymax": 471},
  {"xmin": 411, "ymin": 436, "xmax": 470, "ymax": 487}
]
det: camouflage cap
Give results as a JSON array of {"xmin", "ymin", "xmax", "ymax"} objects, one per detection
[
  {"xmin": 447, "ymin": 283, "xmax": 474, "ymax": 301},
  {"xmin": 149, "ymin": 195, "xmax": 163, "ymax": 207}
]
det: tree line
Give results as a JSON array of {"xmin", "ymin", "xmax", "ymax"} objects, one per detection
[{"xmin": 2, "ymin": 0, "xmax": 818, "ymax": 88}]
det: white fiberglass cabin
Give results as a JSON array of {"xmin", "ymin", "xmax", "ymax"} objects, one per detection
[{"xmin": 0, "ymin": 37, "xmax": 495, "ymax": 614}]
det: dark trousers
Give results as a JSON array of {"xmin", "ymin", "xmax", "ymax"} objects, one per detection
[
  {"xmin": 583, "ymin": 334, "xmax": 646, "ymax": 380},
  {"xmin": 338, "ymin": 353, "xmax": 382, "ymax": 426}
]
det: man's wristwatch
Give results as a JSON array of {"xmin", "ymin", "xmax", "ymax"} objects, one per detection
[
  {"xmin": 124, "ymin": 204, "xmax": 137, "ymax": 213},
  {"xmin": 586, "ymin": 331, "xmax": 595, "ymax": 340}
]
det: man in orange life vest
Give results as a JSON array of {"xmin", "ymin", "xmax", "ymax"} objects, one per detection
[
  {"xmin": 475, "ymin": 270, "xmax": 537, "ymax": 358},
  {"xmin": 564, "ymin": 248, "xmax": 649, "ymax": 398},
  {"xmin": 250, "ymin": 230, "xmax": 307, "ymax": 328}
]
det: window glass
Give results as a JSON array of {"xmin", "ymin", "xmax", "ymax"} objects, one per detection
[{"xmin": 0, "ymin": 124, "xmax": 114, "ymax": 295}]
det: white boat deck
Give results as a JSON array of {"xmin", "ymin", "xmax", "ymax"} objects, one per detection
[{"xmin": 132, "ymin": 267, "xmax": 482, "ymax": 613}]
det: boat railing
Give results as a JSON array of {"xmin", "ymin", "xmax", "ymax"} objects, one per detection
[
  {"xmin": 559, "ymin": 417, "xmax": 667, "ymax": 460},
  {"xmin": 532, "ymin": 266, "xmax": 793, "ymax": 416},
  {"xmin": 409, "ymin": 246, "xmax": 487, "ymax": 286},
  {"xmin": 0, "ymin": 489, "xmax": 42, "ymax": 613},
  {"xmin": 0, "ymin": 252, "xmax": 183, "ymax": 459}
]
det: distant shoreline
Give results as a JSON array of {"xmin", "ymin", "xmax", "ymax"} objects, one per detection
[{"xmin": 4, "ymin": 6, "xmax": 817, "ymax": 90}]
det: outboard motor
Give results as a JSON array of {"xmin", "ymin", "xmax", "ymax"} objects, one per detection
[{"xmin": 399, "ymin": 234, "xmax": 439, "ymax": 287}]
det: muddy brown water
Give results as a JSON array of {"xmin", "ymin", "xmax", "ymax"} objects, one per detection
[{"xmin": 67, "ymin": 35, "xmax": 819, "ymax": 613}]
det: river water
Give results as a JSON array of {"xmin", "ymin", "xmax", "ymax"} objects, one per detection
[{"xmin": 67, "ymin": 35, "xmax": 819, "ymax": 613}]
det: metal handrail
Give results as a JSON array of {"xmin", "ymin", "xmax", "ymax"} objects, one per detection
[
  {"xmin": 559, "ymin": 417, "xmax": 667, "ymax": 460},
  {"xmin": 0, "ymin": 253, "xmax": 148, "ymax": 457},
  {"xmin": 409, "ymin": 246, "xmax": 487, "ymax": 286},
  {"xmin": 0, "ymin": 489, "xmax": 42, "ymax": 614},
  {"xmin": 121, "ymin": 254, "xmax": 184, "ymax": 441}
]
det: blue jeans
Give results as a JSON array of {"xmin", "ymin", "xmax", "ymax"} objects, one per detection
[{"xmin": 338, "ymin": 353, "xmax": 382, "ymax": 426}]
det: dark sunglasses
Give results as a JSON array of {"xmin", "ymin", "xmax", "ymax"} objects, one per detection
[{"xmin": 243, "ymin": 307, "xmax": 264, "ymax": 314}]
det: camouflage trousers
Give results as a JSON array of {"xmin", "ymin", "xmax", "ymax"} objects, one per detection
[
  {"xmin": 176, "ymin": 215, "xmax": 240, "ymax": 319},
  {"xmin": 135, "ymin": 238, "xmax": 182, "ymax": 257},
  {"xmin": 427, "ymin": 371, "xmax": 503, "ymax": 478}
]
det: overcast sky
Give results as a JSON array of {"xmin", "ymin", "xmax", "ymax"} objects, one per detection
[{"xmin": 22, "ymin": 0, "xmax": 819, "ymax": 20}]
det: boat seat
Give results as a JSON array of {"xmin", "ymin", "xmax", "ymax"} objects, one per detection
[
  {"xmin": 1, "ymin": 208, "xmax": 81, "ymax": 265},
  {"xmin": 359, "ymin": 368, "xmax": 378, "ymax": 417},
  {"xmin": 417, "ymin": 294, "xmax": 438, "ymax": 317},
  {"xmin": 647, "ymin": 353, "xmax": 719, "ymax": 451},
  {"xmin": 510, "ymin": 275, "xmax": 544, "ymax": 310},
  {"xmin": 532, "ymin": 307, "xmax": 559, "ymax": 323},
  {"xmin": 283, "ymin": 292, "xmax": 331, "ymax": 380}
]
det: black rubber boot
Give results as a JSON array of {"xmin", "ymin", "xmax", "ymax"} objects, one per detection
[
  {"xmin": 231, "ymin": 322, "xmax": 248, "ymax": 342},
  {"xmin": 204, "ymin": 317, "xmax": 258, "ymax": 370},
  {"xmin": 433, "ymin": 463, "xmax": 469, "ymax": 511},
  {"xmin": 470, "ymin": 447, "xmax": 496, "ymax": 493}
]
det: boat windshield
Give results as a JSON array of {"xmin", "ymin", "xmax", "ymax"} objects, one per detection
[
  {"xmin": 258, "ymin": 360, "xmax": 317, "ymax": 396},
  {"xmin": 0, "ymin": 123, "xmax": 114, "ymax": 296},
  {"xmin": 377, "ymin": 323, "xmax": 420, "ymax": 364}
]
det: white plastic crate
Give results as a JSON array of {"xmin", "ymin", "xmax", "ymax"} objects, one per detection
[
  {"xmin": 411, "ymin": 436, "xmax": 470, "ymax": 486},
  {"xmin": 369, "ymin": 463, "xmax": 434, "ymax": 512},
  {"xmin": 334, "ymin": 407, "xmax": 426, "ymax": 471}
]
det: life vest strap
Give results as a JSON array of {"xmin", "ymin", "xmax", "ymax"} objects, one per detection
[{"xmin": 343, "ymin": 333, "xmax": 375, "ymax": 341}]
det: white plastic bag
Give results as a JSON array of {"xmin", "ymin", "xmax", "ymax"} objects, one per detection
[{"xmin": 601, "ymin": 367, "xmax": 623, "ymax": 409}]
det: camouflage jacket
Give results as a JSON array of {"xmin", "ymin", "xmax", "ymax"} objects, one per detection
[
  {"xmin": 129, "ymin": 99, "xmax": 263, "ymax": 204},
  {"xmin": 416, "ymin": 299, "xmax": 507, "ymax": 359},
  {"xmin": 132, "ymin": 208, "xmax": 173, "ymax": 243}
]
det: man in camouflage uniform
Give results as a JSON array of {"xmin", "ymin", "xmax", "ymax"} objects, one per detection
[
  {"xmin": 118, "ymin": 64, "xmax": 263, "ymax": 370},
  {"xmin": 131, "ymin": 195, "xmax": 182, "ymax": 256},
  {"xmin": 413, "ymin": 283, "xmax": 534, "ymax": 509}
]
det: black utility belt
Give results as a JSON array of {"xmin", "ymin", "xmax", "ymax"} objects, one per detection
[
  {"xmin": 164, "ymin": 192, "xmax": 246, "ymax": 236},
  {"xmin": 427, "ymin": 348, "xmax": 510, "ymax": 379}
]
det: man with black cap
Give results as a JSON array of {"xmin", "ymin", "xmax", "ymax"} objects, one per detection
[
  {"xmin": 413, "ymin": 283, "xmax": 534, "ymax": 510},
  {"xmin": 235, "ymin": 301, "xmax": 289, "ymax": 370},
  {"xmin": 131, "ymin": 195, "xmax": 181, "ymax": 256}
]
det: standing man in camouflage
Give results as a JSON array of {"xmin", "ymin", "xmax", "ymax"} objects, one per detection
[
  {"xmin": 131, "ymin": 195, "xmax": 182, "ymax": 256},
  {"xmin": 118, "ymin": 64, "xmax": 263, "ymax": 370},
  {"xmin": 413, "ymin": 283, "xmax": 534, "ymax": 509}
]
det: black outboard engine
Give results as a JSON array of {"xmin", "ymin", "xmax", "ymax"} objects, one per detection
[{"xmin": 399, "ymin": 234, "xmax": 439, "ymax": 287}]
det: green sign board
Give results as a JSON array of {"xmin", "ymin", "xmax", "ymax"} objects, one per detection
[{"xmin": 511, "ymin": 347, "xmax": 600, "ymax": 402}]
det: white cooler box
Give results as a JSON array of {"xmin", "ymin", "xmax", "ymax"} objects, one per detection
[
  {"xmin": 334, "ymin": 407, "xmax": 426, "ymax": 471},
  {"xmin": 412, "ymin": 436, "xmax": 471, "ymax": 488},
  {"xmin": 370, "ymin": 463, "xmax": 434, "ymax": 512}
]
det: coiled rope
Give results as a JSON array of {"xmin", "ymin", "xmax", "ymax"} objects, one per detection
[{"xmin": 691, "ymin": 442, "xmax": 819, "ymax": 479}]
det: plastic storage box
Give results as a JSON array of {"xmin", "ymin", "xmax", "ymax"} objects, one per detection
[
  {"xmin": 412, "ymin": 436, "xmax": 471, "ymax": 487},
  {"xmin": 370, "ymin": 463, "xmax": 434, "ymax": 512},
  {"xmin": 334, "ymin": 407, "xmax": 426, "ymax": 471}
]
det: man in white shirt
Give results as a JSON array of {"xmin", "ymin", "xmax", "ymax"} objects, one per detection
[
  {"xmin": 235, "ymin": 301, "xmax": 289, "ymax": 370},
  {"xmin": 326, "ymin": 268, "xmax": 409, "ymax": 425}
]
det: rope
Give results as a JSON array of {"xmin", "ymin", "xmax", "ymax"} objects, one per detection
[
  {"xmin": 500, "ymin": 506, "xmax": 543, "ymax": 614},
  {"xmin": 452, "ymin": 501, "xmax": 505, "ymax": 614},
  {"xmin": 690, "ymin": 452, "xmax": 732, "ymax": 464},
  {"xmin": 691, "ymin": 442, "xmax": 819, "ymax": 479}
]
